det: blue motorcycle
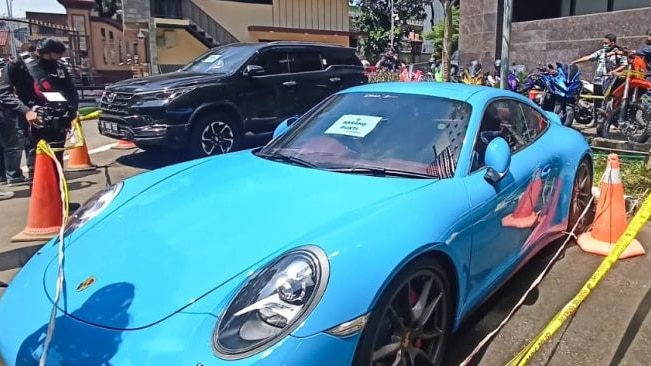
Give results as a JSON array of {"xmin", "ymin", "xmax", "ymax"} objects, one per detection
[{"xmin": 539, "ymin": 62, "xmax": 583, "ymax": 127}]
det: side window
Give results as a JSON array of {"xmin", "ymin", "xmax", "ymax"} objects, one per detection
[
  {"xmin": 471, "ymin": 99, "xmax": 529, "ymax": 172},
  {"xmin": 519, "ymin": 103, "xmax": 549, "ymax": 142},
  {"xmin": 254, "ymin": 51, "xmax": 289, "ymax": 75},
  {"xmin": 289, "ymin": 52, "xmax": 323, "ymax": 73}
]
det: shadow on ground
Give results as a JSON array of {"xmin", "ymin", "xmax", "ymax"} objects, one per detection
[
  {"xmin": 0, "ymin": 244, "xmax": 43, "ymax": 272},
  {"xmin": 444, "ymin": 239, "xmax": 570, "ymax": 365}
]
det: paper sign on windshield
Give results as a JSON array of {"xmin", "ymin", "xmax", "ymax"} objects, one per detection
[
  {"xmin": 202, "ymin": 54, "xmax": 221, "ymax": 63},
  {"xmin": 324, "ymin": 114, "xmax": 382, "ymax": 138}
]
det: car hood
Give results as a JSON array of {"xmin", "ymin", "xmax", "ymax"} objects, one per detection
[
  {"xmin": 43, "ymin": 151, "xmax": 435, "ymax": 329},
  {"xmin": 108, "ymin": 71, "xmax": 227, "ymax": 92}
]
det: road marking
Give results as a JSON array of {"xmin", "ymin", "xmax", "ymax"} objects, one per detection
[{"xmin": 21, "ymin": 142, "xmax": 118, "ymax": 171}]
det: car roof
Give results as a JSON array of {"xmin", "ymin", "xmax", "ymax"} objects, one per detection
[
  {"xmin": 339, "ymin": 82, "xmax": 513, "ymax": 102},
  {"xmin": 224, "ymin": 41, "xmax": 350, "ymax": 50}
]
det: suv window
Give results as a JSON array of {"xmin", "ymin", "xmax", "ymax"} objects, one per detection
[
  {"xmin": 253, "ymin": 51, "xmax": 290, "ymax": 75},
  {"xmin": 289, "ymin": 52, "xmax": 323, "ymax": 73},
  {"xmin": 322, "ymin": 50, "xmax": 362, "ymax": 68}
]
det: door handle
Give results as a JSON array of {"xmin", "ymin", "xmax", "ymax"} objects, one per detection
[
  {"xmin": 282, "ymin": 81, "xmax": 297, "ymax": 86},
  {"xmin": 329, "ymin": 77, "xmax": 341, "ymax": 82}
]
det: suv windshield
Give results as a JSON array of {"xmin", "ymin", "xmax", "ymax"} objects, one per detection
[
  {"xmin": 259, "ymin": 92, "xmax": 472, "ymax": 179},
  {"xmin": 181, "ymin": 45, "xmax": 256, "ymax": 74}
]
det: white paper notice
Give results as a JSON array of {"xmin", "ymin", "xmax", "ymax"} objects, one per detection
[
  {"xmin": 41, "ymin": 92, "xmax": 67, "ymax": 102},
  {"xmin": 324, "ymin": 114, "xmax": 383, "ymax": 138},
  {"xmin": 202, "ymin": 54, "xmax": 221, "ymax": 63}
]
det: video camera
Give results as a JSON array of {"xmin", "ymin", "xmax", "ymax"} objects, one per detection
[{"xmin": 32, "ymin": 92, "xmax": 76, "ymax": 130}]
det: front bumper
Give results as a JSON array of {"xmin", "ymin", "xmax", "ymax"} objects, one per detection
[
  {"xmin": 98, "ymin": 112, "xmax": 191, "ymax": 150},
  {"xmin": 0, "ymin": 252, "xmax": 359, "ymax": 366}
]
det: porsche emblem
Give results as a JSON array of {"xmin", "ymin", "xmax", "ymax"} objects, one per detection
[{"xmin": 76, "ymin": 276, "xmax": 97, "ymax": 292}]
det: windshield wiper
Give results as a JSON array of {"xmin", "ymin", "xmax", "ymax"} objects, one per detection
[
  {"xmin": 326, "ymin": 166, "xmax": 436, "ymax": 179},
  {"xmin": 255, "ymin": 151, "xmax": 318, "ymax": 168}
]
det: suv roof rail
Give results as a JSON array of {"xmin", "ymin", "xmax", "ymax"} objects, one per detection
[{"xmin": 263, "ymin": 41, "xmax": 346, "ymax": 48}]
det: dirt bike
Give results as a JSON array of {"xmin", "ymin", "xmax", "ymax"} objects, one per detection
[{"xmin": 600, "ymin": 55, "xmax": 651, "ymax": 143}]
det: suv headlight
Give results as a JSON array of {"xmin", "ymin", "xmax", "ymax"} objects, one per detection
[
  {"xmin": 213, "ymin": 246, "xmax": 329, "ymax": 359},
  {"xmin": 64, "ymin": 182, "xmax": 123, "ymax": 235}
]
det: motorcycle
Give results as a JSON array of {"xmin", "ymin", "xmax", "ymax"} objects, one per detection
[
  {"xmin": 460, "ymin": 60, "xmax": 484, "ymax": 85},
  {"xmin": 539, "ymin": 62, "xmax": 583, "ymax": 127},
  {"xmin": 600, "ymin": 54, "xmax": 651, "ymax": 143}
]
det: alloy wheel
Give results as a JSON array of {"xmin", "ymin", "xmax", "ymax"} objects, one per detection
[
  {"xmin": 201, "ymin": 121, "xmax": 234, "ymax": 155},
  {"xmin": 371, "ymin": 269, "xmax": 449, "ymax": 366}
]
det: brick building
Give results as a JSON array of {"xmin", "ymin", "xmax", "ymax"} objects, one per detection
[{"xmin": 459, "ymin": 0, "xmax": 651, "ymax": 78}]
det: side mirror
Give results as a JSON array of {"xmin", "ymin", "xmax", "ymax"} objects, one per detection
[
  {"xmin": 272, "ymin": 116, "xmax": 300, "ymax": 139},
  {"xmin": 244, "ymin": 64, "xmax": 265, "ymax": 76},
  {"xmin": 483, "ymin": 137, "xmax": 511, "ymax": 184}
]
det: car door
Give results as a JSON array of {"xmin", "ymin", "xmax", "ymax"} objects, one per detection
[
  {"xmin": 241, "ymin": 49, "xmax": 297, "ymax": 131},
  {"xmin": 321, "ymin": 49, "xmax": 367, "ymax": 94},
  {"xmin": 462, "ymin": 98, "xmax": 554, "ymax": 307},
  {"xmin": 287, "ymin": 49, "xmax": 328, "ymax": 114}
]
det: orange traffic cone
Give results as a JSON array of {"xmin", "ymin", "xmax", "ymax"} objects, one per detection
[
  {"xmin": 577, "ymin": 154, "xmax": 645, "ymax": 259},
  {"xmin": 66, "ymin": 123, "xmax": 97, "ymax": 171},
  {"xmin": 502, "ymin": 170, "xmax": 543, "ymax": 228},
  {"xmin": 11, "ymin": 147, "xmax": 63, "ymax": 242},
  {"xmin": 111, "ymin": 139, "xmax": 137, "ymax": 150}
]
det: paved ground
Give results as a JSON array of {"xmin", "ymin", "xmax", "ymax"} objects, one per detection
[{"xmin": 1, "ymin": 120, "xmax": 650, "ymax": 365}]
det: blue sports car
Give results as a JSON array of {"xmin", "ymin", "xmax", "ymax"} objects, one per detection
[{"xmin": 0, "ymin": 83, "xmax": 593, "ymax": 366}]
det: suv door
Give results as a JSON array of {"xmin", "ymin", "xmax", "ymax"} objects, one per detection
[
  {"xmin": 241, "ymin": 49, "xmax": 297, "ymax": 132},
  {"xmin": 287, "ymin": 49, "xmax": 328, "ymax": 114}
]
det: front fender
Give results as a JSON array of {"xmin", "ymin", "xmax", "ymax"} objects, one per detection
[{"xmin": 290, "ymin": 179, "xmax": 474, "ymax": 337}]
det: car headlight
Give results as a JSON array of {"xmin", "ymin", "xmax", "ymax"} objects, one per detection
[
  {"xmin": 213, "ymin": 245, "xmax": 329, "ymax": 359},
  {"xmin": 64, "ymin": 182, "xmax": 123, "ymax": 235}
]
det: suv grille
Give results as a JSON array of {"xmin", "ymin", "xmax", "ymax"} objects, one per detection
[{"xmin": 100, "ymin": 91, "xmax": 134, "ymax": 115}]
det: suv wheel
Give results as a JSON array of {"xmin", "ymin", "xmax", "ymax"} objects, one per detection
[{"xmin": 189, "ymin": 112, "xmax": 242, "ymax": 158}]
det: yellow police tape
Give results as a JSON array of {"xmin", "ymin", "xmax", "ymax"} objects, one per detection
[
  {"xmin": 79, "ymin": 110, "xmax": 101, "ymax": 121},
  {"xmin": 506, "ymin": 192, "xmax": 651, "ymax": 366}
]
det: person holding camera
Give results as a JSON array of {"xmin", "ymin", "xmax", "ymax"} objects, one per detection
[{"xmin": 0, "ymin": 38, "xmax": 79, "ymax": 172}]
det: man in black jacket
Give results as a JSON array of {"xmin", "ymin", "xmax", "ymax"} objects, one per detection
[{"xmin": 0, "ymin": 38, "xmax": 78, "ymax": 175}]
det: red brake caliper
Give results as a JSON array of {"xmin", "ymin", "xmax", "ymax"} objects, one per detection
[{"xmin": 410, "ymin": 289, "xmax": 423, "ymax": 348}]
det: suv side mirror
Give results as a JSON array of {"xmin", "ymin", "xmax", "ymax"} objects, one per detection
[
  {"xmin": 483, "ymin": 137, "xmax": 511, "ymax": 184},
  {"xmin": 244, "ymin": 65, "xmax": 265, "ymax": 76},
  {"xmin": 272, "ymin": 116, "xmax": 300, "ymax": 139}
]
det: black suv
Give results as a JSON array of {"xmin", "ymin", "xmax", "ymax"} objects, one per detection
[{"xmin": 98, "ymin": 41, "xmax": 367, "ymax": 157}]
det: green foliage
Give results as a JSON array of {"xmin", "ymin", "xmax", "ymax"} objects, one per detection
[
  {"xmin": 423, "ymin": 5, "xmax": 459, "ymax": 59},
  {"xmin": 593, "ymin": 155, "xmax": 651, "ymax": 198},
  {"xmin": 354, "ymin": 0, "xmax": 430, "ymax": 61}
]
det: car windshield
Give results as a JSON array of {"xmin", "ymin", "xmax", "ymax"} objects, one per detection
[
  {"xmin": 181, "ymin": 45, "xmax": 256, "ymax": 74},
  {"xmin": 259, "ymin": 92, "xmax": 472, "ymax": 179}
]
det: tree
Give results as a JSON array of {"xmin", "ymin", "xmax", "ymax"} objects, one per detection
[
  {"xmin": 423, "ymin": 5, "xmax": 459, "ymax": 60},
  {"xmin": 354, "ymin": 0, "xmax": 431, "ymax": 61},
  {"xmin": 95, "ymin": 0, "xmax": 121, "ymax": 19}
]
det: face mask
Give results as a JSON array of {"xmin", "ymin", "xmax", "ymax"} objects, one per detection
[
  {"xmin": 603, "ymin": 43, "xmax": 614, "ymax": 51},
  {"xmin": 646, "ymin": 38, "xmax": 651, "ymax": 46}
]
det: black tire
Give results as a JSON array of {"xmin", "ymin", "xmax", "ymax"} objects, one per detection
[
  {"xmin": 567, "ymin": 158, "xmax": 593, "ymax": 234},
  {"xmin": 601, "ymin": 103, "xmax": 651, "ymax": 143},
  {"xmin": 574, "ymin": 96, "xmax": 593, "ymax": 125},
  {"xmin": 353, "ymin": 256, "xmax": 453, "ymax": 366},
  {"xmin": 188, "ymin": 111, "xmax": 243, "ymax": 158}
]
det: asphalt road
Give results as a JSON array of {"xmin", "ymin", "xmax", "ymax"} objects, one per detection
[{"xmin": 0, "ymin": 120, "xmax": 650, "ymax": 365}]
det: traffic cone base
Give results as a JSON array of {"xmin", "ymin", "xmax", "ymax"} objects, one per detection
[
  {"xmin": 577, "ymin": 233, "xmax": 645, "ymax": 259},
  {"xmin": 65, "ymin": 145, "xmax": 97, "ymax": 172},
  {"xmin": 111, "ymin": 139, "xmax": 137, "ymax": 150},
  {"xmin": 11, "ymin": 147, "xmax": 63, "ymax": 243},
  {"xmin": 501, "ymin": 213, "xmax": 538, "ymax": 228},
  {"xmin": 11, "ymin": 229, "xmax": 58, "ymax": 243}
]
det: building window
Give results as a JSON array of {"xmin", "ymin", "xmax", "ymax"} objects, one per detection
[
  {"xmin": 513, "ymin": 0, "xmax": 651, "ymax": 21},
  {"xmin": 101, "ymin": 28, "xmax": 107, "ymax": 64}
]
